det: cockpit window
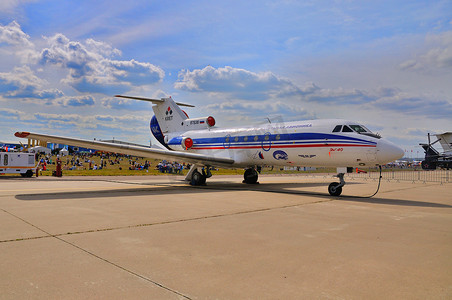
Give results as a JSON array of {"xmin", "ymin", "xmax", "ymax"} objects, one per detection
[
  {"xmin": 349, "ymin": 125, "xmax": 367, "ymax": 133},
  {"xmin": 342, "ymin": 125, "xmax": 353, "ymax": 132},
  {"xmin": 349, "ymin": 124, "xmax": 381, "ymax": 139},
  {"xmin": 333, "ymin": 124, "xmax": 381, "ymax": 138}
]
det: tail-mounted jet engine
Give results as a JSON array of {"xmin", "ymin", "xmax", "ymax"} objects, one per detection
[{"xmin": 150, "ymin": 114, "xmax": 216, "ymax": 149}]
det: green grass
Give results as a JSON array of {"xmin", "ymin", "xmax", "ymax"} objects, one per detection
[
  {"xmin": 4, "ymin": 153, "xmax": 418, "ymax": 178},
  {"xmin": 33, "ymin": 154, "xmax": 341, "ymax": 177}
]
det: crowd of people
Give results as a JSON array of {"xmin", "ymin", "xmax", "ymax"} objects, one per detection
[
  {"xmin": 128, "ymin": 159, "xmax": 150, "ymax": 170},
  {"xmin": 156, "ymin": 160, "xmax": 188, "ymax": 174},
  {"xmin": 34, "ymin": 152, "xmax": 187, "ymax": 175}
]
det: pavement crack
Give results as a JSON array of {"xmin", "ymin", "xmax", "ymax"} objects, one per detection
[
  {"xmin": 2, "ymin": 199, "xmax": 332, "ymax": 244},
  {"xmin": 0, "ymin": 208, "xmax": 192, "ymax": 299},
  {"xmin": 53, "ymin": 235, "xmax": 192, "ymax": 299}
]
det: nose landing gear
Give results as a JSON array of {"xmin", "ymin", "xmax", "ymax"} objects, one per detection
[{"xmin": 328, "ymin": 173, "xmax": 345, "ymax": 196}]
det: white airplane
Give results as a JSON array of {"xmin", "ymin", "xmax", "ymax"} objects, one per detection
[{"xmin": 15, "ymin": 95, "xmax": 404, "ymax": 196}]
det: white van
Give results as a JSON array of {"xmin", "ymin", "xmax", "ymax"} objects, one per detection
[{"xmin": 0, "ymin": 152, "xmax": 37, "ymax": 177}]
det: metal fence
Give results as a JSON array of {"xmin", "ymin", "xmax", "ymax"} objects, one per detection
[{"xmin": 348, "ymin": 169, "xmax": 451, "ymax": 184}]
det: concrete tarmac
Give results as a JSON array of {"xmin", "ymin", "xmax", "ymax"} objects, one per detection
[{"xmin": 1, "ymin": 174, "xmax": 451, "ymax": 299}]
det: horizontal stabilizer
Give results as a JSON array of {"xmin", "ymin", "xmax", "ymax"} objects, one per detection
[{"xmin": 115, "ymin": 95, "xmax": 195, "ymax": 107}]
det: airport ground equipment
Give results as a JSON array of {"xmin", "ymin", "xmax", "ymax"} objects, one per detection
[{"xmin": 0, "ymin": 152, "xmax": 36, "ymax": 177}]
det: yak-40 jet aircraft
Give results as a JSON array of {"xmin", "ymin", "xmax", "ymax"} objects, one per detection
[{"xmin": 15, "ymin": 95, "xmax": 404, "ymax": 196}]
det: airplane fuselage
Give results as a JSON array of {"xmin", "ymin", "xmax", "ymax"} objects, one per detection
[{"xmin": 163, "ymin": 119, "xmax": 402, "ymax": 168}]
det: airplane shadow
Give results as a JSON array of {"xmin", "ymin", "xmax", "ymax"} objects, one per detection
[{"xmin": 14, "ymin": 180, "xmax": 451, "ymax": 208}]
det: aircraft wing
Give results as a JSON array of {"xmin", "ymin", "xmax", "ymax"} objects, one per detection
[{"xmin": 14, "ymin": 132, "xmax": 234, "ymax": 167}]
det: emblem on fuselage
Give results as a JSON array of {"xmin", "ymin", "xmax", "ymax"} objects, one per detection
[
  {"xmin": 273, "ymin": 150, "xmax": 288, "ymax": 160},
  {"xmin": 252, "ymin": 151, "xmax": 265, "ymax": 160}
]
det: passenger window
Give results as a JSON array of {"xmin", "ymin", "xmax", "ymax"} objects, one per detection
[
  {"xmin": 244, "ymin": 136, "xmax": 248, "ymax": 142},
  {"xmin": 254, "ymin": 136, "xmax": 258, "ymax": 141},
  {"xmin": 342, "ymin": 125, "xmax": 353, "ymax": 132},
  {"xmin": 333, "ymin": 125, "xmax": 342, "ymax": 132},
  {"xmin": 4, "ymin": 154, "xmax": 8, "ymax": 166}
]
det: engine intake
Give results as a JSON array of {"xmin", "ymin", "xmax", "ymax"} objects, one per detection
[{"xmin": 182, "ymin": 137, "xmax": 193, "ymax": 150}]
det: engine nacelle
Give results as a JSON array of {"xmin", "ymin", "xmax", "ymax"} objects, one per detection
[
  {"xmin": 181, "ymin": 137, "xmax": 193, "ymax": 150},
  {"xmin": 182, "ymin": 116, "xmax": 215, "ymax": 131},
  {"xmin": 168, "ymin": 136, "xmax": 195, "ymax": 151}
]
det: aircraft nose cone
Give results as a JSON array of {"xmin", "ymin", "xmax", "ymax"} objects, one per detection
[{"xmin": 377, "ymin": 140, "xmax": 404, "ymax": 164}]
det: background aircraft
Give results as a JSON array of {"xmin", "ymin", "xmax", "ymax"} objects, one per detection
[
  {"xmin": 15, "ymin": 95, "xmax": 404, "ymax": 196},
  {"xmin": 420, "ymin": 132, "xmax": 452, "ymax": 170}
]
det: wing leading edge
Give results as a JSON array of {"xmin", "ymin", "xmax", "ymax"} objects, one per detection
[{"xmin": 14, "ymin": 132, "xmax": 234, "ymax": 167}]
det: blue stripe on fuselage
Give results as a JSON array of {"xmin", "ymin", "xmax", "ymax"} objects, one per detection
[{"xmin": 168, "ymin": 133, "xmax": 376, "ymax": 147}]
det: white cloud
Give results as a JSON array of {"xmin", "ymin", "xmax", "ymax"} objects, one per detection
[
  {"xmin": 306, "ymin": 86, "xmax": 452, "ymax": 119},
  {"xmin": 0, "ymin": 65, "xmax": 63, "ymax": 100},
  {"xmin": 0, "ymin": 21, "xmax": 37, "ymax": 63},
  {"xmin": 175, "ymin": 66, "xmax": 315, "ymax": 100},
  {"xmin": 399, "ymin": 31, "xmax": 452, "ymax": 72},
  {"xmin": 39, "ymin": 33, "xmax": 165, "ymax": 94},
  {"xmin": 27, "ymin": 111, "xmax": 149, "ymax": 136},
  {"xmin": 102, "ymin": 96, "xmax": 153, "ymax": 111},
  {"xmin": 0, "ymin": 20, "xmax": 32, "ymax": 46},
  {"xmin": 175, "ymin": 65, "xmax": 452, "ymax": 121},
  {"xmin": 58, "ymin": 95, "xmax": 95, "ymax": 107},
  {"xmin": 373, "ymin": 94, "xmax": 452, "ymax": 119},
  {"xmin": 0, "ymin": 1, "xmax": 36, "ymax": 15},
  {"xmin": 0, "ymin": 107, "xmax": 35, "ymax": 121},
  {"xmin": 205, "ymin": 99, "xmax": 313, "ymax": 124},
  {"xmin": 0, "ymin": 21, "xmax": 165, "ymax": 97}
]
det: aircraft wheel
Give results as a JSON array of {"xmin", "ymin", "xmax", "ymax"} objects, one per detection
[
  {"xmin": 421, "ymin": 161, "xmax": 436, "ymax": 170},
  {"xmin": 190, "ymin": 170, "xmax": 206, "ymax": 186},
  {"xmin": 328, "ymin": 182, "xmax": 342, "ymax": 196},
  {"xmin": 243, "ymin": 168, "xmax": 258, "ymax": 184},
  {"xmin": 20, "ymin": 170, "xmax": 33, "ymax": 178}
]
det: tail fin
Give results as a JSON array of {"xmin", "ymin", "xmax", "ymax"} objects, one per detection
[
  {"xmin": 115, "ymin": 95, "xmax": 193, "ymax": 135},
  {"xmin": 152, "ymin": 97, "xmax": 189, "ymax": 134},
  {"xmin": 435, "ymin": 132, "xmax": 452, "ymax": 154},
  {"xmin": 151, "ymin": 97, "xmax": 216, "ymax": 135}
]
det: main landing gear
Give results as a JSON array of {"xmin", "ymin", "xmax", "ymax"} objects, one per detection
[
  {"xmin": 189, "ymin": 166, "xmax": 212, "ymax": 186},
  {"xmin": 243, "ymin": 167, "xmax": 259, "ymax": 184},
  {"xmin": 328, "ymin": 173, "xmax": 345, "ymax": 196}
]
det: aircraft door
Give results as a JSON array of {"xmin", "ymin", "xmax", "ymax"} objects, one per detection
[
  {"xmin": 223, "ymin": 134, "xmax": 231, "ymax": 149},
  {"xmin": 262, "ymin": 132, "xmax": 271, "ymax": 151},
  {"xmin": 366, "ymin": 148, "xmax": 377, "ymax": 162}
]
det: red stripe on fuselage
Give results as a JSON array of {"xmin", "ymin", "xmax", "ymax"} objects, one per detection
[{"xmin": 192, "ymin": 143, "xmax": 376, "ymax": 150}]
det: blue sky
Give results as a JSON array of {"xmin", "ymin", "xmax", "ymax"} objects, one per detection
[{"xmin": 0, "ymin": 0, "xmax": 451, "ymax": 156}]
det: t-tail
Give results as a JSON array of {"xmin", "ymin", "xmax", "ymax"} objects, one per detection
[{"xmin": 115, "ymin": 95, "xmax": 216, "ymax": 149}]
